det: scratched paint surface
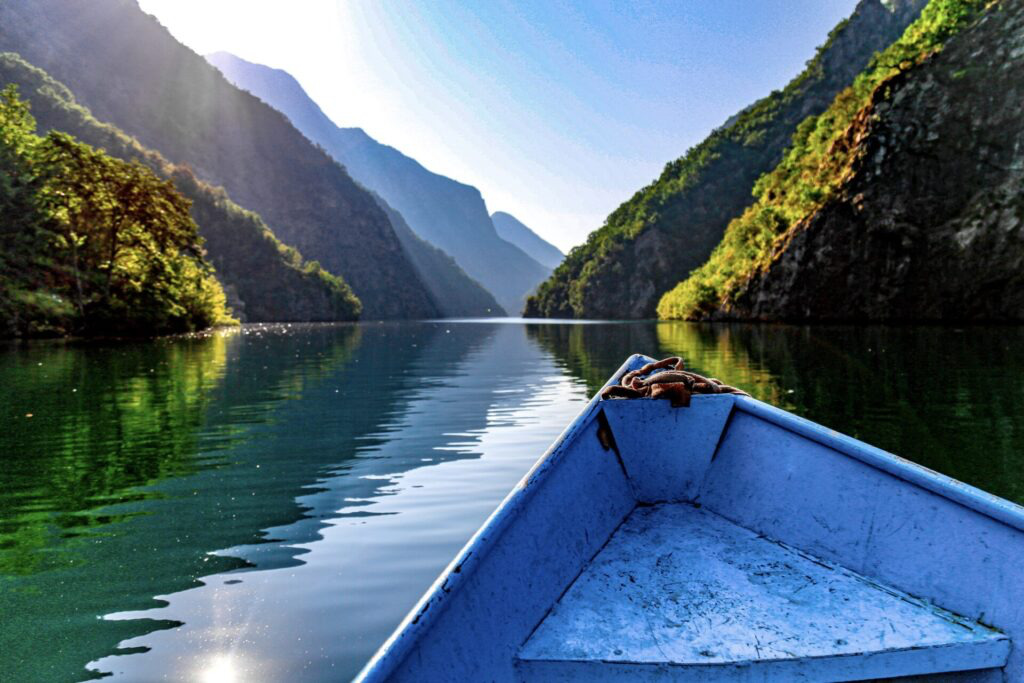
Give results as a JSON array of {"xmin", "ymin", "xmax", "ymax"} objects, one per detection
[{"xmin": 521, "ymin": 504, "xmax": 1006, "ymax": 666}]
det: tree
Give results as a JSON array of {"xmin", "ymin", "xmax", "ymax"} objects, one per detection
[{"xmin": 0, "ymin": 86, "xmax": 232, "ymax": 336}]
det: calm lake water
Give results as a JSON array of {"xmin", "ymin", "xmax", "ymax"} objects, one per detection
[{"xmin": 2, "ymin": 320, "xmax": 1023, "ymax": 682}]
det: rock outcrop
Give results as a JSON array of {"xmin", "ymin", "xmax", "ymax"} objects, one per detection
[{"xmin": 724, "ymin": 2, "xmax": 1024, "ymax": 321}]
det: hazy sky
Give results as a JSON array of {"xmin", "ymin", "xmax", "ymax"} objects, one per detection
[{"xmin": 137, "ymin": 0, "xmax": 858, "ymax": 253}]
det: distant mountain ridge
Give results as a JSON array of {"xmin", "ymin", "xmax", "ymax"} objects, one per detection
[
  {"xmin": 524, "ymin": 0, "xmax": 928, "ymax": 319},
  {"xmin": 206, "ymin": 51, "xmax": 551, "ymax": 314},
  {"xmin": 202, "ymin": 48, "xmax": 503, "ymax": 315},
  {"xmin": 491, "ymin": 211, "xmax": 564, "ymax": 270},
  {"xmin": 0, "ymin": 0, "xmax": 437, "ymax": 319},
  {"xmin": 373, "ymin": 193, "xmax": 505, "ymax": 317}
]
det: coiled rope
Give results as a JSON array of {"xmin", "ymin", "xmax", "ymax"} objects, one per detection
[{"xmin": 600, "ymin": 357, "xmax": 749, "ymax": 408}]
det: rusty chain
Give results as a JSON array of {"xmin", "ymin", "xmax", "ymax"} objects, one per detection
[{"xmin": 599, "ymin": 357, "xmax": 749, "ymax": 408}]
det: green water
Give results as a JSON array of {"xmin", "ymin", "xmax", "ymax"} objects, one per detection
[{"xmin": 1, "ymin": 320, "xmax": 1022, "ymax": 681}]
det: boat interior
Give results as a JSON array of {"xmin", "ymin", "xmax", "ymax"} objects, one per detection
[{"xmin": 359, "ymin": 355, "xmax": 1024, "ymax": 682}]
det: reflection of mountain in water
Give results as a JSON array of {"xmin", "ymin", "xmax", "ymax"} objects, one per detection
[
  {"xmin": 527, "ymin": 321, "xmax": 787, "ymax": 404},
  {"xmin": 698, "ymin": 324, "xmax": 1024, "ymax": 505},
  {"xmin": 6, "ymin": 321, "xmax": 1022, "ymax": 682},
  {"xmin": 151, "ymin": 321, "xmax": 503, "ymax": 575},
  {"xmin": 530, "ymin": 321, "xmax": 1024, "ymax": 505},
  {"xmin": 654, "ymin": 322, "xmax": 790, "ymax": 406},
  {"xmin": 90, "ymin": 323, "xmax": 584, "ymax": 681},
  {"xmin": 0, "ymin": 332, "xmax": 237, "ymax": 682},
  {"xmin": 526, "ymin": 322, "xmax": 660, "ymax": 396}
]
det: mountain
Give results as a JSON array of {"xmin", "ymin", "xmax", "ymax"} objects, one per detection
[
  {"xmin": 205, "ymin": 51, "xmax": 551, "ymax": 314},
  {"xmin": 0, "ymin": 82, "xmax": 232, "ymax": 337},
  {"xmin": 374, "ymin": 194, "xmax": 505, "ymax": 317},
  {"xmin": 0, "ymin": 53, "xmax": 361, "ymax": 324},
  {"xmin": 660, "ymin": 0, "xmax": 1023, "ymax": 322},
  {"xmin": 0, "ymin": 0, "xmax": 437, "ymax": 319},
  {"xmin": 491, "ymin": 211, "xmax": 564, "ymax": 270},
  {"xmin": 200, "ymin": 51, "xmax": 504, "ymax": 318},
  {"xmin": 524, "ymin": 0, "xmax": 928, "ymax": 319}
]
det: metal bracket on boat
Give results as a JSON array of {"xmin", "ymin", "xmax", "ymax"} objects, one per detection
[{"xmin": 595, "ymin": 409, "xmax": 620, "ymax": 455}]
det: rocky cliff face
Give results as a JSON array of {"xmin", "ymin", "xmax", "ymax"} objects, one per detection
[
  {"xmin": 524, "ymin": 0, "xmax": 927, "ymax": 319},
  {"xmin": 723, "ymin": 2, "xmax": 1024, "ymax": 322}
]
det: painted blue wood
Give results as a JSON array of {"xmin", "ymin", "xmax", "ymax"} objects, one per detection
[
  {"xmin": 699, "ymin": 403, "xmax": 1024, "ymax": 682},
  {"xmin": 356, "ymin": 354, "xmax": 650, "ymax": 683},
  {"xmin": 357, "ymin": 355, "xmax": 1024, "ymax": 682},
  {"xmin": 602, "ymin": 396, "xmax": 733, "ymax": 503},
  {"xmin": 514, "ymin": 658, "xmax": 1006, "ymax": 682},
  {"xmin": 518, "ymin": 503, "xmax": 1009, "ymax": 681}
]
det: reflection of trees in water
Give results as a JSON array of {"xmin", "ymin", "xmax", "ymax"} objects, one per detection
[
  {"xmin": 1, "ymin": 330, "xmax": 238, "ymax": 681},
  {"xmin": 0, "ymin": 324, "xmax": 367, "ymax": 680},
  {"xmin": 526, "ymin": 322, "xmax": 660, "ymax": 396},
  {"xmin": 4, "ymin": 321, "xmax": 1022, "ymax": 681},
  {"xmin": 729, "ymin": 325, "xmax": 1024, "ymax": 506},
  {"xmin": 528, "ymin": 321, "xmax": 1024, "ymax": 506},
  {"xmin": 654, "ymin": 322, "xmax": 789, "ymax": 407},
  {"xmin": 91, "ymin": 322, "xmax": 564, "ymax": 681},
  {"xmin": 0, "ymin": 322, "xmax": 508, "ymax": 681},
  {"xmin": 526, "ymin": 321, "xmax": 786, "ymax": 403},
  {"xmin": 0, "ymin": 331, "xmax": 235, "ymax": 577}
]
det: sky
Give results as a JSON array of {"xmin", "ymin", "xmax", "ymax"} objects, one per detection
[{"xmin": 137, "ymin": 0, "xmax": 858, "ymax": 253}]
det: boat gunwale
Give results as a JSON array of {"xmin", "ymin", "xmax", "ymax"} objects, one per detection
[
  {"xmin": 355, "ymin": 353, "xmax": 651, "ymax": 682},
  {"xmin": 356, "ymin": 353, "xmax": 1024, "ymax": 681},
  {"xmin": 732, "ymin": 396, "xmax": 1024, "ymax": 533}
]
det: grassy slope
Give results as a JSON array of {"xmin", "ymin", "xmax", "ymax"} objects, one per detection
[{"xmin": 657, "ymin": 0, "xmax": 987, "ymax": 319}]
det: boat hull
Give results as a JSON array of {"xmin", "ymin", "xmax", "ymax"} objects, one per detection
[{"xmin": 358, "ymin": 355, "xmax": 1024, "ymax": 682}]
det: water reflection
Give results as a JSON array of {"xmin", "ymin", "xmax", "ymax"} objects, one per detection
[
  {"xmin": 88, "ymin": 322, "xmax": 588, "ymax": 680},
  {"xmin": 530, "ymin": 321, "xmax": 1024, "ymax": 504},
  {"xmin": 2, "ymin": 320, "xmax": 1022, "ymax": 682},
  {"xmin": 1, "ymin": 331, "xmax": 239, "ymax": 682}
]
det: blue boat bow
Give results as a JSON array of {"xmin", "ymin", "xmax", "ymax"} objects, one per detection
[{"xmin": 358, "ymin": 354, "xmax": 1024, "ymax": 682}]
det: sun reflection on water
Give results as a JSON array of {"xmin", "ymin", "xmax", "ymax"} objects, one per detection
[{"xmin": 198, "ymin": 653, "xmax": 238, "ymax": 683}]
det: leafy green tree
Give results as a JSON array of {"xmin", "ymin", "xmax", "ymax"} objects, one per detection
[
  {"xmin": 0, "ymin": 86, "xmax": 233, "ymax": 336},
  {"xmin": 0, "ymin": 85, "xmax": 46, "ymax": 240}
]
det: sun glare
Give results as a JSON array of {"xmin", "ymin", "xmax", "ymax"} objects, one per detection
[{"xmin": 198, "ymin": 654, "xmax": 238, "ymax": 683}]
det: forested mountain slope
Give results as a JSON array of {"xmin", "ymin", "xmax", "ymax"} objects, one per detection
[
  {"xmin": 374, "ymin": 194, "xmax": 505, "ymax": 317},
  {"xmin": 0, "ymin": 53, "xmax": 361, "ymax": 323},
  {"xmin": 660, "ymin": 0, "xmax": 1024, "ymax": 322},
  {"xmin": 0, "ymin": 0, "xmax": 436, "ymax": 319},
  {"xmin": 491, "ymin": 211, "xmax": 564, "ymax": 270},
  {"xmin": 206, "ymin": 52, "xmax": 551, "ymax": 314},
  {"xmin": 0, "ymin": 86, "xmax": 231, "ymax": 337},
  {"xmin": 524, "ymin": 0, "xmax": 927, "ymax": 319}
]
